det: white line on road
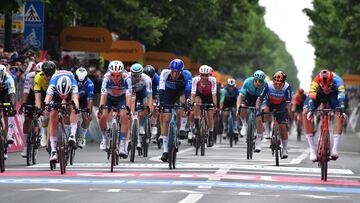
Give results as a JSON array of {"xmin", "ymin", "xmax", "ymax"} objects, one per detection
[
  {"xmin": 290, "ymin": 148, "xmax": 310, "ymax": 164},
  {"xmin": 149, "ymin": 147, "xmax": 194, "ymax": 162},
  {"xmin": 178, "ymin": 194, "xmax": 204, "ymax": 203}
]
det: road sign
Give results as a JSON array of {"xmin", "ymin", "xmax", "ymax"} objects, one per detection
[
  {"xmin": 24, "ymin": 1, "xmax": 44, "ymax": 24},
  {"xmin": 23, "ymin": 25, "xmax": 43, "ymax": 50},
  {"xmin": 0, "ymin": 6, "xmax": 24, "ymax": 33}
]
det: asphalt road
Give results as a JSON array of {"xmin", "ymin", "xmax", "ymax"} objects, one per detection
[{"xmin": 1, "ymin": 127, "xmax": 360, "ymax": 203}]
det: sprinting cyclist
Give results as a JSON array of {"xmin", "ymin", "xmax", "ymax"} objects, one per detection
[
  {"xmin": 20, "ymin": 62, "xmax": 43, "ymax": 157},
  {"xmin": 143, "ymin": 65, "xmax": 160, "ymax": 141},
  {"xmin": 34, "ymin": 61, "xmax": 56, "ymax": 147},
  {"xmin": 291, "ymin": 88, "xmax": 306, "ymax": 131},
  {"xmin": 74, "ymin": 67, "xmax": 94, "ymax": 148},
  {"xmin": 220, "ymin": 78, "xmax": 239, "ymax": 140},
  {"xmin": 44, "ymin": 71, "xmax": 79, "ymax": 161},
  {"xmin": 256, "ymin": 71, "xmax": 292, "ymax": 159},
  {"xmin": 303, "ymin": 69, "xmax": 346, "ymax": 161},
  {"xmin": 97, "ymin": 60, "xmax": 130, "ymax": 158},
  {"xmin": 158, "ymin": 59, "xmax": 192, "ymax": 162},
  {"xmin": 237, "ymin": 70, "xmax": 267, "ymax": 152},
  {"xmin": 0, "ymin": 64, "xmax": 16, "ymax": 159},
  {"xmin": 125, "ymin": 63, "xmax": 153, "ymax": 150},
  {"xmin": 190, "ymin": 65, "xmax": 217, "ymax": 147}
]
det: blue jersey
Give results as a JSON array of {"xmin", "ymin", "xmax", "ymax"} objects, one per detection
[
  {"xmin": 258, "ymin": 81, "xmax": 292, "ymax": 105},
  {"xmin": 101, "ymin": 72, "xmax": 129, "ymax": 97},
  {"xmin": 152, "ymin": 73, "xmax": 160, "ymax": 97},
  {"xmin": 47, "ymin": 70, "xmax": 78, "ymax": 96},
  {"xmin": 240, "ymin": 77, "xmax": 267, "ymax": 97},
  {"xmin": 78, "ymin": 78, "xmax": 94, "ymax": 100},
  {"xmin": 220, "ymin": 86, "xmax": 239, "ymax": 103},
  {"xmin": 159, "ymin": 69, "xmax": 192, "ymax": 102},
  {"xmin": 0, "ymin": 72, "xmax": 15, "ymax": 94}
]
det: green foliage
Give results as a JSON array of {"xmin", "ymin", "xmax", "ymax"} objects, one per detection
[{"xmin": 304, "ymin": 0, "xmax": 360, "ymax": 76}]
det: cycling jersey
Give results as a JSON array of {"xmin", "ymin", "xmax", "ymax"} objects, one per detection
[
  {"xmin": 23, "ymin": 71, "xmax": 37, "ymax": 105},
  {"xmin": 152, "ymin": 73, "xmax": 160, "ymax": 97},
  {"xmin": 125, "ymin": 73, "xmax": 152, "ymax": 96},
  {"xmin": 220, "ymin": 86, "xmax": 239, "ymax": 108},
  {"xmin": 191, "ymin": 76, "xmax": 217, "ymax": 96},
  {"xmin": 78, "ymin": 78, "xmax": 94, "ymax": 109},
  {"xmin": 307, "ymin": 72, "xmax": 345, "ymax": 111},
  {"xmin": 293, "ymin": 92, "xmax": 306, "ymax": 112},
  {"xmin": 47, "ymin": 70, "xmax": 78, "ymax": 96},
  {"xmin": 159, "ymin": 69, "xmax": 192, "ymax": 106},
  {"xmin": 240, "ymin": 77, "xmax": 267, "ymax": 106},
  {"xmin": 0, "ymin": 71, "xmax": 16, "ymax": 95},
  {"xmin": 34, "ymin": 71, "xmax": 49, "ymax": 93},
  {"xmin": 259, "ymin": 81, "xmax": 292, "ymax": 105},
  {"xmin": 101, "ymin": 72, "xmax": 129, "ymax": 97}
]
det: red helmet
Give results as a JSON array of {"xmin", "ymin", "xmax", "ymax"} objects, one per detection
[
  {"xmin": 272, "ymin": 71, "xmax": 286, "ymax": 83},
  {"xmin": 318, "ymin": 69, "xmax": 334, "ymax": 87},
  {"xmin": 298, "ymin": 88, "xmax": 304, "ymax": 94}
]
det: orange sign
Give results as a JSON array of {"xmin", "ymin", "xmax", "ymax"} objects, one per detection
[
  {"xmin": 60, "ymin": 27, "xmax": 112, "ymax": 52},
  {"xmin": 100, "ymin": 40, "xmax": 144, "ymax": 61},
  {"xmin": 144, "ymin": 51, "xmax": 176, "ymax": 69},
  {"xmin": 342, "ymin": 74, "xmax": 360, "ymax": 86},
  {"xmin": 178, "ymin": 56, "xmax": 191, "ymax": 68}
]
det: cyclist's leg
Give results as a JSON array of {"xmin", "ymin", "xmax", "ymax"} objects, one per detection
[
  {"xmin": 260, "ymin": 101, "xmax": 271, "ymax": 147},
  {"xmin": 48, "ymin": 110, "xmax": 59, "ymax": 160},
  {"xmin": 239, "ymin": 100, "xmax": 249, "ymax": 136},
  {"xmin": 276, "ymin": 105, "xmax": 289, "ymax": 158},
  {"xmin": 222, "ymin": 110, "xmax": 228, "ymax": 138},
  {"xmin": 21, "ymin": 115, "xmax": 31, "ymax": 157},
  {"xmin": 330, "ymin": 93, "xmax": 343, "ymax": 159},
  {"xmin": 303, "ymin": 96, "xmax": 320, "ymax": 161},
  {"xmin": 179, "ymin": 95, "xmax": 188, "ymax": 134},
  {"xmin": 99, "ymin": 95, "xmax": 112, "ymax": 150},
  {"xmin": 118, "ymin": 96, "xmax": 129, "ymax": 156},
  {"xmin": 193, "ymin": 96, "xmax": 202, "ymax": 134}
]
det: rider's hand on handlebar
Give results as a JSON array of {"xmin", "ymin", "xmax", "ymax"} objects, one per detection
[
  {"xmin": 255, "ymin": 109, "xmax": 262, "ymax": 117},
  {"xmin": 306, "ymin": 111, "xmax": 313, "ymax": 120}
]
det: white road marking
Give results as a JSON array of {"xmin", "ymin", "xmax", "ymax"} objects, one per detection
[
  {"xmin": 290, "ymin": 148, "xmax": 310, "ymax": 164},
  {"xmin": 19, "ymin": 188, "xmax": 67, "ymax": 192},
  {"xmin": 296, "ymin": 194, "xmax": 344, "ymax": 199},
  {"xmin": 238, "ymin": 192, "xmax": 251, "ymax": 196},
  {"xmin": 106, "ymin": 189, "xmax": 121, "ymax": 192},
  {"xmin": 178, "ymin": 194, "xmax": 204, "ymax": 203},
  {"xmin": 149, "ymin": 147, "xmax": 194, "ymax": 162}
]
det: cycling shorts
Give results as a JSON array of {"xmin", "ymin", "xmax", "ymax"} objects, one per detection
[
  {"xmin": 223, "ymin": 99, "xmax": 236, "ymax": 108},
  {"xmin": 106, "ymin": 94, "xmax": 126, "ymax": 112},
  {"xmin": 135, "ymin": 90, "xmax": 148, "ymax": 111},
  {"xmin": 244, "ymin": 93, "xmax": 258, "ymax": 107},
  {"xmin": 195, "ymin": 91, "xmax": 213, "ymax": 104},
  {"xmin": 294, "ymin": 104, "xmax": 304, "ymax": 113},
  {"xmin": 79, "ymin": 96, "xmax": 88, "ymax": 109},
  {"xmin": 261, "ymin": 100, "xmax": 287, "ymax": 123},
  {"xmin": 303, "ymin": 91, "xmax": 339, "ymax": 110}
]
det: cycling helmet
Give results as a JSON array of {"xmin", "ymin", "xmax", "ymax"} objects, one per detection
[
  {"xmin": 144, "ymin": 65, "xmax": 156, "ymax": 78},
  {"xmin": 199, "ymin": 65, "xmax": 211, "ymax": 74},
  {"xmin": 169, "ymin": 59, "xmax": 184, "ymax": 71},
  {"xmin": 298, "ymin": 88, "xmax": 304, "ymax": 94},
  {"xmin": 0, "ymin": 64, "xmax": 7, "ymax": 83},
  {"xmin": 130, "ymin": 63, "xmax": 143, "ymax": 75},
  {"xmin": 272, "ymin": 71, "xmax": 286, "ymax": 83},
  {"xmin": 108, "ymin": 60, "xmax": 124, "ymax": 73},
  {"xmin": 42, "ymin": 61, "xmax": 56, "ymax": 77},
  {"xmin": 56, "ymin": 76, "xmax": 72, "ymax": 96},
  {"xmin": 75, "ymin": 67, "xmax": 88, "ymax": 82},
  {"xmin": 35, "ymin": 62, "xmax": 43, "ymax": 72},
  {"xmin": 227, "ymin": 78, "xmax": 236, "ymax": 86},
  {"xmin": 318, "ymin": 69, "xmax": 334, "ymax": 87},
  {"xmin": 254, "ymin": 70, "xmax": 265, "ymax": 81}
]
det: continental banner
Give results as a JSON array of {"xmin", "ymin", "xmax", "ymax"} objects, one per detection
[
  {"xmin": 60, "ymin": 27, "xmax": 112, "ymax": 52},
  {"xmin": 101, "ymin": 40, "xmax": 144, "ymax": 61}
]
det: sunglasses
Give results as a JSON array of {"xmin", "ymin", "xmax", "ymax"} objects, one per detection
[
  {"xmin": 254, "ymin": 79, "xmax": 263, "ymax": 84},
  {"xmin": 274, "ymin": 82, "xmax": 283, "ymax": 87},
  {"xmin": 320, "ymin": 83, "xmax": 332, "ymax": 89},
  {"xmin": 132, "ymin": 74, "xmax": 141, "ymax": 78},
  {"xmin": 201, "ymin": 74, "xmax": 209, "ymax": 77}
]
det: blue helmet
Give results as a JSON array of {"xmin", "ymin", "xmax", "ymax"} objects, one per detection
[
  {"xmin": 254, "ymin": 70, "xmax": 265, "ymax": 81},
  {"xmin": 169, "ymin": 59, "xmax": 184, "ymax": 71}
]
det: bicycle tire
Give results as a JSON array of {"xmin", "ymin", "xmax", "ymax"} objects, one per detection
[
  {"xmin": 168, "ymin": 123, "xmax": 175, "ymax": 169},
  {"xmin": 246, "ymin": 117, "xmax": 253, "ymax": 160},
  {"xmin": 195, "ymin": 134, "xmax": 199, "ymax": 156},
  {"xmin": 32, "ymin": 143, "xmax": 37, "ymax": 165},
  {"xmin": 130, "ymin": 120, "xmax": 138, "ymax": 163},
  {"xmin": 143, "ymin": 119, "xmax": 150, "ymax": 157},
  {"xmin": 321, "ymin": 130, "xmax": 330, "ymax": 181},
  {"xmin": 0, "ymin": 133, "xmax": 5, "ymax": 173},
  {"xmin": 58, "ymin": 125, "xmax": 66, "ymax": 174},
  {"xmin": 200, "ymin": 118, "xmax": 206, "ymax": 156},
  {"xmin": 111, "ymin": 122, "xmax": 118, "ymax": 172},
  {"xmin": 274, "ymin": 129, "xmax": 280, "ymax": 166},
  {"xmin": 26, "ymin": 141, "xmax": 32, "ymax": 166},
  {"xmin": 228, "ymin": 115, "xmax": 234, "ymax": 148},
  {"xmin": 69, "ymin": 147, "xmax": 75, "ymax": 165}
]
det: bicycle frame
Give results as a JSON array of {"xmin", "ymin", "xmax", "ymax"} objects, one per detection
[{"xmin": 225, "ymin": 108, "xmax": 236, "ymax": 148}]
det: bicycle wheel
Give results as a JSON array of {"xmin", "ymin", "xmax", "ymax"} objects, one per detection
[
  {"xmin": 246, "ymin": 117, "xmax": 254, "ymax": 160},
  {"xmin": 195, "ymin": 133, "xmax": 199, "ymax": 156},
  {"xmin": 320, "ymin": 130, "xmax": 330, "ymax": 181},
  {"xmin": 143, "ymin": 118, "xmax": 150, "ymax": 157},
  {"xmin": 228, "ymin": 116, "xmax": 234, "ymax": 148},
  {"xmin": 32, "ymin": 122, "xmax": 40, "ymax": 165},
  {"xmin": 0, "ymin": 131, "xmax": 5, "ymax": 173},
  {"xmin": 26, "ymin": 141, "xmax": 32, "ymax": 166},
  {"xmin": 58, "ymin": 125, "xmax": 66, "ymax": 174},
  {"xmin": 110, "ymin": 122, "xmax": 118, "ymax": 172},
  {"xmin": 168, "ymin": 123, "xmax": 175, "ymax": 169},
  {"xmin": 200, "ymin": 118, "xmax": 206, "ymax": 156},
  {"xmin": 130, "ymin": 120, "xmax": 138, "ymax": 163},
  {"xmin": 69, "ymin": 147, "xmax": 76, "ymax": 165},
  {"xmin": 274, "ymin": 130, "xmax": 280, "ymax": 166}
]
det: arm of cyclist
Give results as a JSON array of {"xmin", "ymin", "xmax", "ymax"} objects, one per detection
[{"xmin": 255, "ymin": 83, "xmax": 268, "ymax": 116}]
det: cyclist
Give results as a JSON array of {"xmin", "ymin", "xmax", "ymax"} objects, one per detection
[
  {"xmin": 256, "ymin": 71, "xmax": 292, "ymax": 158},
  {"xmin": 303, "ymin": 69, "xmax": 346, "ymax": 161},
  {"xmin": 220, "ymin": 78, "xmax": 239, "ymax": 139},
  {"xmin": 44, "ymin": 71, "xmax": 80, "ymax": 161},
  {"xmin": 291, "ymin": 88, "xmax": 306, "ymax": 130},
  {"xmin": 20, "ymin": 62, "xmax": 43, "ymax": 157},
  {"xmin": 143, "ymin": 65, "xmax": 160, "ymax": 141},
  {"xmin": 0, "ymin": 64, "xmax": 16, "ymax": 159},
  {"xmin": 237, "ymin": 70, "xmax": 267, "ymax": 152},
  {"xmin": 159, "ymin": 59, "xmax": 192, "ymax": 162},
  {"xmin": 74, "ymin": 67, "xmax": 94, "ymax": 148},
  {"xmin": 34, "ymin": 61, "xmax": 56, "ymax": 147},
  {"xmin": 125, "ymin": 63, "xmax": 153, "ymax": 150},
  {"xmin": 97, "ymin": 60, "xmax": 130, "ymax": 158},
  {"xmin": 191, "ymin": 65, "xmax": 217, "ymax": 147}
]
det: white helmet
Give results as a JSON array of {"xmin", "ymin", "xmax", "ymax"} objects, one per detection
[
  {"xmin": 0, "ymin": 64, "xmax": 7, "ymax": 83},
  {"xmin": 35, "ymin": 62, "xmax": 43, "ymax": 72},
  {"xmin": 227, "ymin": 78, "xmax": 236, "ymax": 86},
  {"xmin": 108, "ymin": 60, "xmax": 124, "ymax": 73},
  {"xmin": 56, "ymin": 76, "xmax": 72, "ymax": 96},
  {"xmin": 75, "ymin": 67, "xmax": 88, "ymax": 82},
  {"xmin": 199, "ymin": 65, "xmax": 211, "ymax": 74}
]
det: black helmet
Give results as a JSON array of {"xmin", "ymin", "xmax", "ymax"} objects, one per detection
[
  {"xmin": 42, "ymin": 61, "xmax": 56, "ymax": 77},
  {"xmin": 143, "ymin": 65, "xmax": 155, "ymax": 78}
]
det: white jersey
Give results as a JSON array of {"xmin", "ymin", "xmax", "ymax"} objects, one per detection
[
  {"xmin": 125, "ymin": 73, "xmax": 152, "ymax": 96},
  {"xmin": 191, "ymin": 76, "xmax": 217, "ymax": 95},
  {"xmin": 23, "ymin": 71, "xmax": 36, "ymax": 94}
]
